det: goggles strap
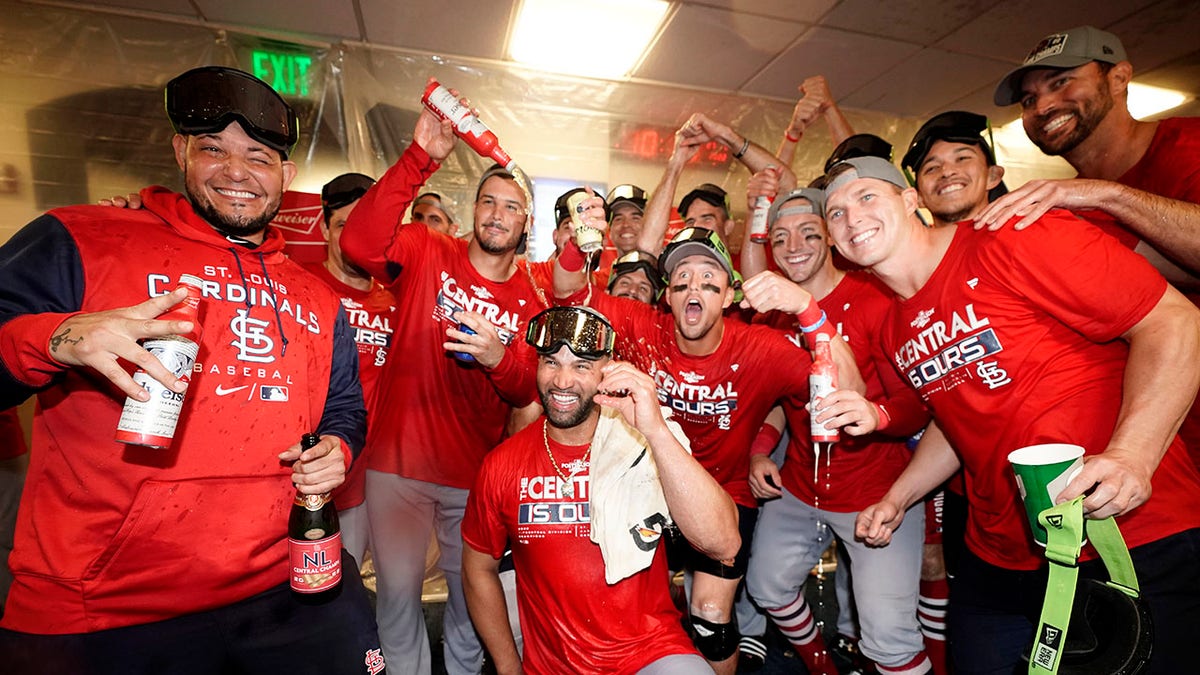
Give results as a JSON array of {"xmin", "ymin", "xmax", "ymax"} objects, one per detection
[{"xmin": 1028, "ymin": 497, "xmax": 1139, "ymax": 674}]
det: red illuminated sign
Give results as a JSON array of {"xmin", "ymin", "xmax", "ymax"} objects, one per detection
[{"xmin": 611, "ymin": 122, "xmax": 733, "ymax": 168}]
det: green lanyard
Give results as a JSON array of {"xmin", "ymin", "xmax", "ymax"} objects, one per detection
[{"xmin": 1028, "ymin": 496, "xmax": 1141, "ymax": 674}]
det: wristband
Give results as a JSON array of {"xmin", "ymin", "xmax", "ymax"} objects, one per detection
[
  {"xmin": 873, "ymin": 402, "xmax": 891, "ymax": 431},
  {"xmin": 750, "ymin": 424, "xmax": 783, "ymax": 456},
  {"xmin": 558, "ymin": 238, "xmax": 586, "ymax": 272},
  {"xmin": 733, "ymin": 137, "xmax": 750, "ymax": 159},
  {"xmin": 799, "ymin": 311, "xmax": 827, "ymax": 334},
  {"xmin": 785, "ymin": 130, "xmax": 801, "ymax": 143}
]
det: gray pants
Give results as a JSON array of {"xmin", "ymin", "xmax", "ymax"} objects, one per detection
[
  {"xmin": 746, "ymin": 489, "xmax": 925, "ymax": 669},
  {"xmin": 366, "ymin": 472, "xmax": 479, "ymax": 675},
  {"xmin": 0, "ymin": 453, "xmax": 27, "ymax": 616},
  {"xmin": 340, "ymin": 502, "xmax": 369, "ymax": 567},
  {"xmin": 637, "ymin": 653, "xmax": 715, "ymax": 674}
]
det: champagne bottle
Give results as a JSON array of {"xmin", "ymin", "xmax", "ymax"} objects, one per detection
[
  {"xmin": 288, "ymin": 433, "xmax": 343, "ymax": 600},
  {"xmin": 115, "ymin": 274, "xmax": 203, "ymax": 448},
  {"xmin": 421, "ymin": 79, "xmax": 517, "ymax": 171},
  {"xmin": 809, "ymin": 332, "xmax": 838, "ymax": 482}
]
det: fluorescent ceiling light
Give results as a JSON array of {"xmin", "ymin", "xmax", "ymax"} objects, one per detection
[
  {"xmin": 510, "ymin": 0, "xmax": 669, "ymax": 80},
  {"xmin": 1126, "ymin": 82, "xmax": 1188, "ymax": 120}
]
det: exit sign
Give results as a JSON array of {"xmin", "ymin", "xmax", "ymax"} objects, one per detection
[{"xmin": 250, "ymin": 51, "xmax": 313, "ymax": 97}]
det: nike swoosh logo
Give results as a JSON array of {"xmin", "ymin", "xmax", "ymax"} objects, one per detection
[{"xmin": 215, "ymin": 385, "xmax": 250, "ymax": 396}]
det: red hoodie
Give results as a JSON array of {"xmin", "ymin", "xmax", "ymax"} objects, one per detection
[{"xmin": 0, "ymin": 187, "xmax": 365, "ymax": 633}]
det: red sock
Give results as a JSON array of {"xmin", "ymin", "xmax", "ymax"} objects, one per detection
[
  {"xmin": 919, "ymin": 577, "xmax": 950, "ymax": 675},
  {"xmin": 764, "ymin": 593, "xmax": 838, "ymax": 675}
]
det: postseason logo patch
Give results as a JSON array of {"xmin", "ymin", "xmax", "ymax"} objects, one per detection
[
  {"xmin": 1024, "ymin": 33, "xmax": 1068, "ymax": 65},
  {"xmin": 1033, "ymin": 623, "xmax": 1064, "ymax": 670}
]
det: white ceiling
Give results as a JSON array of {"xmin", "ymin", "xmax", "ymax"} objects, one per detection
[{"xmin": 68, "ymin": 0, "xmax": 1200, "ymax": 122}]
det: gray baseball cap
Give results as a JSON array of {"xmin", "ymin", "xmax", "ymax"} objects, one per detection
[
  {"xmin": 768, "ymin": 188, "xmax": 826, "ymax": 224},
  {"xmin": 823, "ymin": 156, "xmax": 908, "ymax": 200},
  {"xmin": 994, "ymin": 26, "xmax": 1127, "ymax": 106}
]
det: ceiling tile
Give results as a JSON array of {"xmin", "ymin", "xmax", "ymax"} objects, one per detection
[
  {"xmin": 197, "ymin": 0, "xmax": 363, "ymax": 41},
  {"xmin": 842, "ymin": 48, "xmax": 1013, "ymax": 118},
  {"xmin": 935, "ymin": 0, "xmax": 1160, "ymax": 62},
  {"xmin": 679, "ymin": 0, "xmax": 838, "ymax": 22},
  {"xmin": 823, "ymin": 0, "xmax": 995, "ymax": 45},
  {"xmin": 1105, "ymin": 0, "xmax": 1200, "ymax": 73},
  {"xmin": 635, "ymin": 4, "xmax": 807, "ymax": 90},
  {"xmin": 359, "ymin": 0, "xmax": 516, "ymax": 60},
  {"xmin": 742, "ymin": 26, "xmax": 921, "ymax": 102},
  {"xmin": 85, "ymin": 0, "xmax": 198, "ymax": 16},
  {"xmin": 941, "ymin": 85, "xmax": 1023, "ymax": 126}
]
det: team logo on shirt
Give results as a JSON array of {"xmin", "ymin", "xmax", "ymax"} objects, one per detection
[
  {"xmin": 911, "ymin": 308, "xmax": 935, "ymax": 329},
  {"xmin": 434, "ymin": 273, "xmax": 520, "ymax": 344},
  {"xmin": 652, "ymin": 367, "xmax": 739, "ymax": 419},
  {"xmin": 896, "ymin": 303, "xmax": 1008, "ymax": 393},
  {"xmin": 680, "ymin": 371, "xmax": 704, "ymax": 384}
]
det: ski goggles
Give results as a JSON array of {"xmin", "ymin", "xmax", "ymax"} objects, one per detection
[
  {"xmin": 321, "ymin": 173, "xmax": 376, "ymax": 211},
  {"xmin": 824, "ymin": 133, "xmax": 894, "ymax": 173},
  {"xmin": 525, "ymin": 306, "xmax": 616, "ymax": 359},
  {"xmin": 606, "ymin": 184, "xmax": 648, "ymax": 218},
  {"xmin": 165, "ymin": 66, "xmax": 299, "ymax": 158},
  {"xmin": 607, "ymin": 250, "xmax": 665, "ymax": 298},
  {"xmin": 901, "ymin": 110, "xmax": 995, "ymax": 183}
]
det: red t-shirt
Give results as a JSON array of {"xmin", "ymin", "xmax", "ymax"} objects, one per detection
[
  {"xmin": 589, "ymin": 294, "xmax": 811, "ymax": 508},
  {"xmin": 302, "ymin": 262, "xmax": 396, "ymax": 509},
  {"xmin": 462, "ymin": 420, "xmax": 697, "ymax": 675},
  {"xmin": 1105, "ymin": 116, "xmax": 1200, "ymax": 461},
  {"xmin": 757, "ymin": 272, "xmax": 927, "ymax": 511},
  {"xmin": 880, "ymin": 216, "xmax": 1200, "ymax": 570},
  {"xmin": 339, "ymin": 143, "xmax": 545, "ymax": 489}
]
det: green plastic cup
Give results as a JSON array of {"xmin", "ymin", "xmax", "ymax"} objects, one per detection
[{"xmin": 1007, "ymin": 443, "xmax": 1085, "ymax": 546}]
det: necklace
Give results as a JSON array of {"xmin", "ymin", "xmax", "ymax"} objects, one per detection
[{"xmin": 543, "ymin": 420, "xmax": 591, "ymax": 499}]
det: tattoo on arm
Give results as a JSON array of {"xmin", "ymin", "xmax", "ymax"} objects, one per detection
[{"xmin": 49, "ymin": 328, "xmax": 82, "ymax": 353}]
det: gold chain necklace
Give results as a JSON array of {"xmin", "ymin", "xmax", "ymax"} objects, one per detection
[{"xmin": 543, "ymin": 420, "xmax": 591, "ymax": 499}]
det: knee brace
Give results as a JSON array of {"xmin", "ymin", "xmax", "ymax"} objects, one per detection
[{"xmin": 691, "ymin": 616, "xmax": 739, "ymax": 661}]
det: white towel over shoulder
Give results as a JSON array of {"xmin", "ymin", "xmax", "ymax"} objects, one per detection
[{"xmin": 589, "ymin": 406, "xmax": 691, "ymax": 584}]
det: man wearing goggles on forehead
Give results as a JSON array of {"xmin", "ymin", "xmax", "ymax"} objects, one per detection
[
  {"xmin": 554, "ymin": 226, "xmax": 842, "ymax": 675},
  {"xmin": 606, "ymin": 250, "xmax": 665, "ymax": 306},
  {"xmin": 338, "ymin": 82, "xmax": 545, "ymax": 675},
  {"xmin": 900, "ymin": 111, "xmax": 1008, "ymax": 227},
  {"xmin": 462, "ymin": 306, "xmax": 738, "ymax": 674},
  {"xmin": 0, "ymin": 66, "xmax": 381, "ymax": 672}
]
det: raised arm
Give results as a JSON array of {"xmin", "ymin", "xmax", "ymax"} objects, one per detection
[
  {"xmin": 776, "ymin": 76, "xmax": 853, "ymax": 165},
  {"xmin": 691, "ymin": 113, "xmax": 797, "ymax": 191},
  {"xmin": 340, "ymin": 105, "xmax": 457, "ymax": 284},
  {"xmin": 596, "ymin": 361, "xmax": 740, "ymax": 563},
  {"xmin": 637, "ymin": 118, "xmax": 709, "ymax": 256}
]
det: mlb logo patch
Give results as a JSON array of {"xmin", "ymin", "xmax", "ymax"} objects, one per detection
[{"xmin": 261, "ymin": 385, "xmax": 290, "ymax": 402}]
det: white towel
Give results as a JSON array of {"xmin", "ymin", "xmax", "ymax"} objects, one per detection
[{"xmin": 589, "ymin": 406, "xmax": 691, "ymax": 584}]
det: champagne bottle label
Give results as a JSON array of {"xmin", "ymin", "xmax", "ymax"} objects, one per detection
[
  {"xmin": 289, "ymin": 532, "xmax": 343, "ymax": 593},
  {"xmin": 749, "ymin": 195, "xmax": 772, "ymax": 244},
  {"xmin": 295, "ymin": 493, "xmax": 332, "ymax": 511},
  {"xmin": 809, "ymin": 373, "xmax": 838, "ymax": 442}
]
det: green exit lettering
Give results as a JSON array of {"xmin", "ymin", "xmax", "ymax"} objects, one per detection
[{"xmin": 251, "ymin": 51, "xmax": 312, "ymax": 97}]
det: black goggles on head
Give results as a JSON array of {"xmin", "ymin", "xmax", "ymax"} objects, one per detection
[
  {"xmin": 525, "ymin": 306, "xmax": 615, "ymax": 359},
  {"xmin": 901, "ymin": 111, "xmax": 995, "ymax": 181},
  {"xmin": 321, "ymin": 173, "xmax": 375, "ymax": 211},
  {"xmin": 607, "ymin": 251, "xmax": 664, "ymax": 295},
  {"xmin": 165, "ymin": 66, "xmax": 300, "ymax": 158},
  {"xmin": 824, "ymin": 133, "xmax": 894, "ymax": 173},
  {"xmin": 606, "ymin": 184, "xmax": 648, "ymax": 214}
]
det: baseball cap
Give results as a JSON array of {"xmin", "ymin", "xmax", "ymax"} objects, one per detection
[
  {"xmin": 994, "ymin": 26, "xmax": 1128, "ymax": 106},
  {"xmin": 823, "ymin": 156, "xmax": 908, "ymax": 200},
  {"xmin": 659, "ymin": 227, "xmax": 743, "ymax": 301},
  {"xmin": 824, "ymin": 134, "xmax": 894, "ymax": 173},
  {"xmin": 606, "ymin": 184, "xmax": 648, "ymax": 220},
  {"xmin": 678, "ymin": 183, "xmax": 730, "ymax": 219},
  {"xmin": 768, "ymin": 188, "xmax": 826, "ymax": 225},
  {"xmin": 606, "ymin": 250, "xmax": 665, "ymax": 299},
  {"xmin": 321, "ymin": 173, "xmax": 375, "ymax": 211},
  {"xmin": 414, "ymin": 192, "xmax": 457, "ymax": 224},
  {"xmin": 166, "ymin": 66, "xmax": 299, "ymax": 158},
  {"xmin": 901, "ymin": 111, "xmax": 996, "ymax": 178}
]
